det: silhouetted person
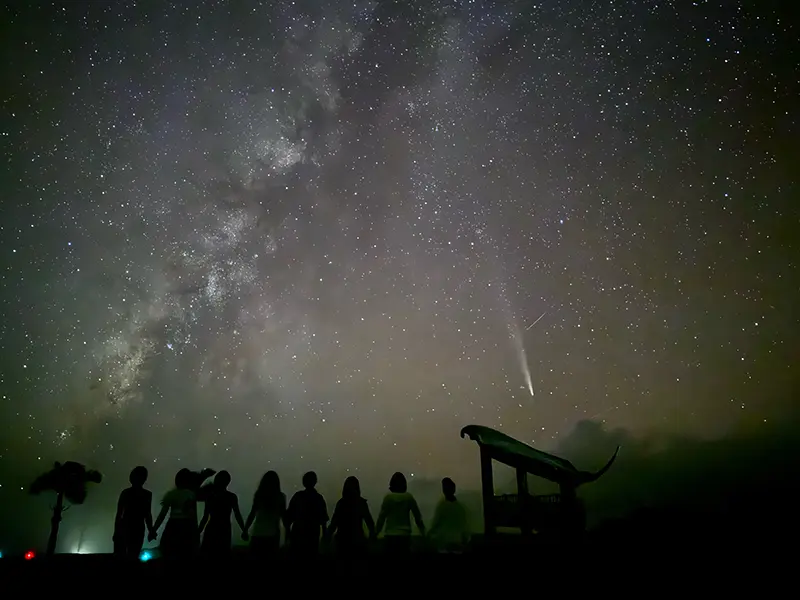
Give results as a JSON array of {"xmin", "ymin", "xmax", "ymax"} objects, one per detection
[
  {"xmin": 428, "ymin": 477, "xmax": 469, "ymax": 554},
  {"xmin": 113, "ymin": 466, "xmax": 155, "ymax": 557},
  {"xmin": 286, "ymin": 471, "xmax": 328, "ymax": 556},
  {"xmin": 199, "ymin": 470, "xmax": 246, "ymax": 557},
  {"xmin": 152, "ymin": 468, "xmax": 215, "ymax": 558},
  {"xmin": 243, "ymin": 470, "xmax": 288, "ymax": 556},
  {"xmin": 375, "ymin": 472, "xmax": 425, "ymax": 555},
  {"xmin": 327, "ymin": 476, "xmax": 375, "ymax": 556}
]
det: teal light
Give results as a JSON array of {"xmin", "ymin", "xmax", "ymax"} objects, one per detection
[{"xmin": 139, "ymin": 550, "xmax": 152, "ymax": 562}]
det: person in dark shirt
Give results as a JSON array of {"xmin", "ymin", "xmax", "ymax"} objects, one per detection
[
  {"xmin": 286, "ymin": 471, "xmax": 328, "ymax": 555},
  {"xmin": 113, "ymin": 466, "xmax": 155, "ymax": 557},
  {"xmin": 199, "ymin": 470, "xmax": 246, "ymax": 557},
  {"xmin": 327, "ymin": 475, "xmax": 375, "ymax": 557}
]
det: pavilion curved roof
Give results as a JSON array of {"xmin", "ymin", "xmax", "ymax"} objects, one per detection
[{"xmin": 460, "ymin": 424, "xmax": 619, "ymax": 487}]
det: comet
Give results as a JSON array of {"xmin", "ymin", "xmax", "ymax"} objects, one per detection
[{"xmin": 509, "ymin": 322, "xmax": 535, "ymax": 397}]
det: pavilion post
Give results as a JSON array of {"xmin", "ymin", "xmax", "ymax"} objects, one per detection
[
  {"xmin": 516, "ymin": 467, "xmax": 532, "ymax": 538},
  {"xmin": 480, "ymin": 445, "xmax": 495, "ymax": 538},
  {"xmin": 559, "ymin": 482, "xmax": 584, "ymax": 540}
]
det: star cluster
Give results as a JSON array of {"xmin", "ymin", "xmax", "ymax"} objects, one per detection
[{"xmin": 0, "ymin": 0, "xmax": 796, "ymax": 517}]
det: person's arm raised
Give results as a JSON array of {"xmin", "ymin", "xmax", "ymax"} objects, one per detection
[{"xmin": 193, "ymin": 469, "xmax": 216, "ymax": 496}]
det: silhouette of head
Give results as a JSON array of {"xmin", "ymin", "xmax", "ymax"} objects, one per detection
[
  {"xmin": 255, "ymin": 471, "xmax": 281, "ymax": 507},
  {"xmin": 214, "ymin": 470, "xmax": 231, "ymax": 489},
  {"xmin": 442, "ymin": 477, "xmax": 456, "ymax": 500},
  {"xmin": 342, "ymin": 476, "xmax": 361, "ymax": 499},
  {"xmin": 259, "ymin": 471, "xmax": 280, "ymax": 495},
  {"xmin": 302, "ymin": 471, "xmax": 317, "ymax": 489},
  {"xmin": 389, "ymin": 472, "xmax": 407, "ymax": 493},
  {"xmin": 129, "ymin": 466, "xmax": 148, "ymax": 488},
  {"xmin": 175, "ymin": 468, "xmax": 192, "ymax": 489}
]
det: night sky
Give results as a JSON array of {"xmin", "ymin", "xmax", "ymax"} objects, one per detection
[{"xmin": 0, "ymin": 1, "xmax": 797, "ymax": 553}]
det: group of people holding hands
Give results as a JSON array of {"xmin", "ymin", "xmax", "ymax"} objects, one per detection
[{"xmin": 113, "ymin": 466, "xmax": 470, "ymax": 558}]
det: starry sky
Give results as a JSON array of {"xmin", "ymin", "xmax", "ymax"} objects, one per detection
[{"xmin": 0, "ymin": 1, "xmax": 797, "ymax": 552}]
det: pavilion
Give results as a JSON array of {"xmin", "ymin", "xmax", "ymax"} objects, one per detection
[{"xmin": 460, "ymin": 425, "xmax": 619, "ymax": 539}]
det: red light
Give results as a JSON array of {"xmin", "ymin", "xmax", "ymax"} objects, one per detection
[{"xmin": 24, "ymin": 550, "xmax": 35, "ymax": 560}]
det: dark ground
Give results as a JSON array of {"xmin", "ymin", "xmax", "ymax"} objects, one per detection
[{"xmin": 1, "ymin": 518, "xmax": 792, "ymax": 591}]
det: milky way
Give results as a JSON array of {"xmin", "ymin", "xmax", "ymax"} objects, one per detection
[{"xmin": 1, "ymin": 0, "xmax": 797, "ymax": 534}]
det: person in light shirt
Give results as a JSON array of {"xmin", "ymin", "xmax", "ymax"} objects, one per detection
[
  {"xmin": 152, "ymin": 468, "xmax": 215, "ymax": 558},
  {"xmin": 427, "ymin": 477, "xmax": 469, "ymax": 554},
  {"xmin": 375, "ymin": 472, "xmax": 425, "ymax": 555},
  {"xmin": 243, "ymin": 470, "xmax": 289, "ymax": 556}
]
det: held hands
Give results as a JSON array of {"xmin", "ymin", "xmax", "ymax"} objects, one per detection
[
  {"xmin": 241, "ymin": 531, "xmax": 250, "ymax": 542},
  {"xmin": 147, "ymin": 529, "xmax": 158, "ymax": 542}
]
